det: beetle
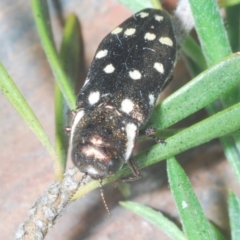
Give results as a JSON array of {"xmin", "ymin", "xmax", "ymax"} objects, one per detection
[{"xmin": 69, "ymin": 8, "xmax": 177, "ymax": 183}]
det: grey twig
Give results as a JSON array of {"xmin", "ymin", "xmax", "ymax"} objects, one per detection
[{"xmin": 15, "ymin": 167, "xmax": 84, "ymax": 240}]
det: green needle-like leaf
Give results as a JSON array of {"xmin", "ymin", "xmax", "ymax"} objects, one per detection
[
  {"xmin": 189, "ymin": 0, "xmax": 240, "ymax": 183},
  {"xmin": 189, "ymin": 0, "xmax": 231, "ymax": 66},
  {"xmin": 120, "ymin": 201, "xmax": 187, "ymax": 240},
  {"xmin": 167, "ymin": 157, "xmax": 215, "ymax": 240},
  {"xmin": 0, "ymin": 62, "xmax": 62, "ymax": 180},
  {"xmin": 116, "ymin": 0, "xmax": 155, "ymax": 12},
  {"xmin": 228, "ymin": 192, "xmax": 240, "ymax": 240},
  {"xmin": 55, "ymin": 14, "xmax": 81, "ymax": 172},
  {"xmin": 181, "ymin": 35, "xmax": 207, "ymax": 70},
  {"xmin": 31, "ymin": 0, "xmax": 75, "ymax": 109},
  {"xmin": 219, "ymin": 0, "xmax": 240, "ymax": 7},
  {"xmin": 226, "ymin": 4, "xmax": 240, "ymax": 52}
]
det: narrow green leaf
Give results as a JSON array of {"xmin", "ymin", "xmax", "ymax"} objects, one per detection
[
  {"xmin": 181, "ymin": 53, "xmax": 202, "ymax": 77},
  {"xmin": 210, "ymin": 223, "xmax": 226, "ymax": 240},
  {"xmin": 147, "ymin": 53, "xmax": 240, "ymax": 130},
  {"xmin": 117, "ymin": 183, "xmax": 131, "ymax": 198},
  {"xmin": 55, "ymin": 85, "xmax": 69, "ymax": 172},
  {"xmin": 220, "ymin": 137, "xmax": 240, "ymax": 182},
  {"xmin": 135, "ymin": 102, "xmax": 240, "ymax": 179},
  {"xmin": 167, "ymin": 157, "xmax": 215, "ymax": 240},
  {"xmin": 120, "ymin": 201, "xmax": 187, "ymax": 240},
  {"xmin": 181, "ymin": 35, "xmax": 207, "ymax": 71},
  {"xmin": 116, "ymin": 0, "xmax": 155, "ymax": 12},
  {"xmin": 189, "ymin": 0, "xmax": 231, "ymax": 66},
  {"xmin": 226, "ymin": 4, "xmax": 240, "ymax": 52},
  {"xmin": 150, "ymin": 0, "xmax": 162, "ymax": 9},
  {"xmin": 228, "ymin": 192, "xmax": 240, "ymax": 240},
  {"xmin": 31, "ymin": 0, "xmax": 75, "ymax": 109},
  {"xmin": 0, "ymin": 62, "xmax": 62, "ymax": 180},
  {"xmin": 189, "ymin": 0, "xmax": 240, "ymax": 184},
  {"xmin": 219, "ymin": 0, "xmax": 240, "ymax": 7},
  {"xmin": 55, "ymin": 14, "xmax": 81, "ymax": 171},
  {"xmin": 59, "ymin": 14, "xmax": 81, "ymax": 83}
]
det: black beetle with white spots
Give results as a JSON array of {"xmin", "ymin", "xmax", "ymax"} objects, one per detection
[{"xmin": 69, "ymin": 8, "xmax": 177, "ymax": 182}]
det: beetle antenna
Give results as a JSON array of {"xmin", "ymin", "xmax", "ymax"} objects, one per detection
[{"xmin": 99, "ymin": 179, "xmax": 111, "ymax": 217}]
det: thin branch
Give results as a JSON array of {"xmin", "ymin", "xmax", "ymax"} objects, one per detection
[{"xmin": 15, "ymin": 167, "xmax": 86, "ymax": 240}]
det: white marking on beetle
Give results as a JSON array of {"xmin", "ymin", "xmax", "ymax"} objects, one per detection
[
  {"xmin": 124, "ymin": 28, "xmax": 136, "ymax": 36},
  {"xmin": 129, "ymin": 69, "xmax": 141, "ymax": 80},
  {"xmin": 87, "ymin": 166, "xmax": 99, "ymax": 175},
  {"xmin": 121, "ymin": 98, "xmax": 134, "ymax": 114},
  {"xmin": 144, "ymin": 32, "xmax": 156, "ymax": 41},
  {"xmin": 82, "ymin": 146, "xmax": 106, "ymax": 160},
  {"xmin": 88, "ymin": 91, "xmax": 100, "ymax": 105},
  {"xmin": 154, "ymin": 15, "xmax": 163, "ymax": 22},
  {"xmin": 70, "ymin": 110, "xmax": 85, "ymax": 143},
  {"xmin": 182, "ymin": 201, "xmax": 188, "ymax": 209},
  {"xmin": 149, "ymin": 94, "xmax": 155, "ymax": 106},
  {"xmin": 159, "ymin": 37, "xmax": 173, "ymax": 46},
  {"xmin": 101, "ymin": 93, "xmax": 111, "ymax": 98},
  {"xmin": 90, "ymin": 136, "xmax": 104, "ymax": 145},
  {"xmin": 143, "ymin": 47, "xmax": 155, "ymax": 52},
  {"xmin": 154, "ymin": 62, "xmax": 164, "ymax": 74},
  {"xmin": 111, "ymin": 27, "xmax": 123, "ymax": 34},
  {"xmin": 83, "ymin": 77, "xmax": 90, "ymax": 87},
  {"xmin": 104, "ymin": 104, "xmax": 114, "ymax": 110},
  {"xmin": 125, "ymin": 123, "xmax": 137, "ymax": 161},
  {"xmin": 139, "ymin": 12, "xmax": 149, "ymax": 18},
  {"xmin": 103, "ymin": 64, "xmax": 115, "ymax": 73},
  {"xmin": 96, "ymin": 49, "xmax": 108, "ymax": 59}
]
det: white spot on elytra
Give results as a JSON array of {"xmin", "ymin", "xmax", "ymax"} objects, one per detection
[
  {"xmin": 155, "ymin": 15, "xmax": 163, "ymax": 22},
  {"xmin": 112, "ymin": 27, "xmax": 123, "ymax": 34},
  {"xmin": 182, "ymin": 201, "xmax": 188, "ymax": 209},
  {"xmin": 88, "ymin": 91, "xmax": 100, "ymax": 105},
  {"xmin": 121, "ymin": 98, "xmax": 134, "ymax": 114},
  {"xmin": 154, "ymin": 62, "xmax": 164, "ymax": 74},
  {"xmin": 124, "ymin": 28, "xmax": 136, "ymax": 36},
  {"xmin": 139, "ymin": 12, "xmax": 149, "ymax": 18},
  {"xmin": 70, "ymin": 110, "xmax": 85, "ymax": 143},
  {"xmin": 159, "ymin": 37, "xmax": 173, "ymax": 46},
  {"xmin": 129, "ymin": 70, "xmax": 141, "ymax": 80},
  {"xmin": 104, "ymin": 64, "xmax": 115, "ymax": 73},
  {"xmin": 125, "ymin": 123, "xmax": 137, "ymax": 161},
  {"xmin": 149, "ymin": 94, "xmax": 155, "ymax": 106},
  {"xmin": 96, "ymin": 49, "xmax": 108, "ymax": 59},
  {"xmin": 144, "ymin": 32, "xmax": 156, "ymax": 41}
]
